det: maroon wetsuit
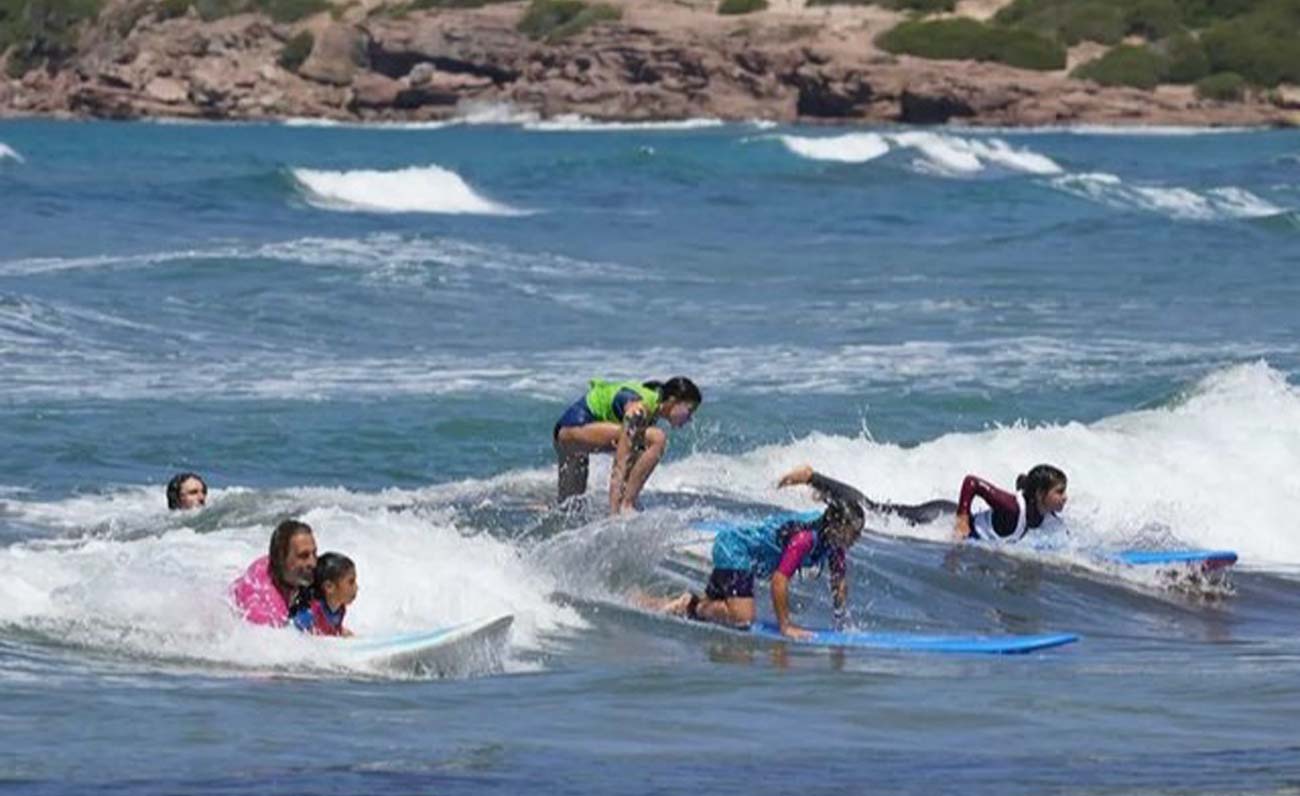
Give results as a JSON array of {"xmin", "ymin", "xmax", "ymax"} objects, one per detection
[{"xmin": 957, "ymin": 475, "xmax": 1043, "ymax": 538}]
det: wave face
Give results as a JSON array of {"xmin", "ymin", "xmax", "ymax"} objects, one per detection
[{"xmin": 290, "ymin": 165, "xmax": 525, "ymax": 214}]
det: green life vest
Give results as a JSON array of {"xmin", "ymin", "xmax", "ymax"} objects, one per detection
[{"xmin": 584, "ymin": 379, "xmax": 661, "ymax": 423}]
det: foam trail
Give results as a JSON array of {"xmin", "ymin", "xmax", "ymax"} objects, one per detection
[
  {"xmin": 778, "ymin": 133, "xmax": 890, "ymax": 164},
  {"xmin": 776, "ymin": 131, "xmax": 1063, "ymax": 175},
  {"xmin": 525, "ymin": 115, "xmax": 725, "ymax": 132},
  {"xmin": 291, "ymin": 165, "xmax": 525, "ymax": 215},
  {"xmin": 1051, "ymin": 172, "xmax": 1286, "ymax": 220},
  {"xmin": 0, "ymin": 142, "xmax": 23, "ymax": 163},
  {"xmin": 654, "ymin": 362, "xmax": 1300, "ymax": 568}
]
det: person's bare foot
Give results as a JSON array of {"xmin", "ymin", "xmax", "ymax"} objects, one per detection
[{"xmin": 661, "ymin": 592, "xmax": 696, "ymax": 617}]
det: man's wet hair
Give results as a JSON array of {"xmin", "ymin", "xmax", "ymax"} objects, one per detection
[{"xmin": 268, "ymin": 519, "xmax": 314, "ymax": 587}]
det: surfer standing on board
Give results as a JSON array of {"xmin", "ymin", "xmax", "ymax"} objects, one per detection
[
  {"xmin": 657, "ymin": 465, "xmax": 866, "ymax": 640},
  {"xmin": 552, "ymin": 377, "xmax": 701, "ymax": 514}
]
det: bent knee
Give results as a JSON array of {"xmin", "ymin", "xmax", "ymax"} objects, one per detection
[{"xmin": 644, "ymin": 427, "xmax": 667, "ymax": 448}]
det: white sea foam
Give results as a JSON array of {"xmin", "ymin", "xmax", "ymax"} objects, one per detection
[
  {"xmin": 0, "ymin": 142, "xmax": 23, "ymax": 163},
  {"xmin": 0, "ymin": 497, "xmax": 580, "ymax": 676},
  {"xmin": 291, "ymin": 165, "xmax": 525, "ymax": 215},
  {"xmin": 652, "ymin": 361, "xmax": 1300, "ymax": 568},
  {"xmin": 776, "ymin": 131, "xmax": 1064, "ymax": 175},
  {"xmin": 778, "ymin": 133, "xmax": 889, "ymax": 164},
  {"xmin": 524, "ymin": 115, "xmax": 726, "ymax": 132},
  {"xmin": 1051, "ymin": 172, "xmax": 1286, "ymax": 220}
]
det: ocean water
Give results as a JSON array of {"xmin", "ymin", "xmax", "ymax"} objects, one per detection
[{"xmin": 2, "ymin": 115, "xmax": 1300, "ymax": 794}]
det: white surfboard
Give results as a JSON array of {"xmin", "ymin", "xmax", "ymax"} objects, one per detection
[{"xmin": 342, "ymin": 614, "xmax": 514, "ymax": 676}]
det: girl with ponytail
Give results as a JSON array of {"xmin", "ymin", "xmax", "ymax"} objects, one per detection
[
  {"xmin": 552, "ymin": 376, "xmax": 702, "ymax": 514},
  {"xmin": 954, "ymin": 464, "xmax": 1069, "ymax": 543}
]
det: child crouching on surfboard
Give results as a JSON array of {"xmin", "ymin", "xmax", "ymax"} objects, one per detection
[
  {"xmin": 291, "ymin": 552, "xmax": 358, "ymax": 637},
  {"xmin": 659, "ymin": 465, "xmax": 866, "ymax": 640}
]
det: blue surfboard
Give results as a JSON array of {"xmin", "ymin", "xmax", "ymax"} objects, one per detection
[
  {"xmin": 745, "ymin": 622, "xmax": 1079, "ymax": 654},
  {"xmin": 1107, "ymin": 549, "xmax": 1238, "ymax": 569}
]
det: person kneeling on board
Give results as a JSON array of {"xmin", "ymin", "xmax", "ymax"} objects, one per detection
[
  {"xmin": 229, "ymin": 519, "xmax": 318, "ymax": 627},
  {"xmin": 662, "ymin": 465, "xmax": 866, "ymax": 640}
]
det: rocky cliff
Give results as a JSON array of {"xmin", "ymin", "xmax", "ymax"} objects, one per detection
[{"xmin": 3, "ymin": 0, "xmax": 1298, "ymax": 126}]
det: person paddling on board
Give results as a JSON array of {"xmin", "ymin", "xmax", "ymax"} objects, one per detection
[
  {"xmin": 661, "ymin": 464, "xmax": 866, "ymax": 640},
  {"xmin": 954, "ymin": 464, "xmax": 1069, "ymax": 543},
  {"xmin": 230, "ymin": 519, "xmax": 318, "ymax": 627},
  {"xmin": 290, "ymin": 552, "xmax": 358, "ymax": 637},
  {"xmin": 166, "ymin": 472, "xmax": 208, "ymax": 510},
  {"xmin": 553, "ymin": 376, "xmax": 702, "ymax": 514}
]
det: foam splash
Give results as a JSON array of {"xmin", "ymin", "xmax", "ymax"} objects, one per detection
[
  {"xmin": 291, "ymin": 165, "xmax": 525, "ymax": 215},
  {"xmin": 1050, "ymin": 172, "xmax": 1285, "ymax": 220},
  {"xmin": 525, "ymin": 115, "xmax": 726, "ymax": 132},
  {"xmin": 0, "ymin": 499, "xmax": 580, "ymax": 676},
  {"xmin": 652, "ymin": 362, "xmax": 1300, "ymax": 568},
  {"xmin": 0, "ymin": 142, "xmax": 24, "ymax": 163},
  {"xmin": 777, "ymin": 131, "xmax": 1064, "ymax": 175},
  {"xmin": 778, "ymin": 133, "xmax": 889, "ymax": 164}
]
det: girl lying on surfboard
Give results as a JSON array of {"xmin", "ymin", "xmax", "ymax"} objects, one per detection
[
  {"xmin": 839, "ymin": 464, "xmax": 1070, "ymax": 544},
  {"xmin": 953, "ymin": 464, "xmax": 1069, "ymax": 543},
  {"xmin": 553, "ymin": 376, "xmax": 702, "ymax": 514},
  {"xmin": 660, "ymin": 464, "xmax": 866, "ymax": 640}
]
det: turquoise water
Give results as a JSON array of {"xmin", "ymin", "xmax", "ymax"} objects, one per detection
[{"xmin": 2, "ymin": 117, "xmax": 1299, "ymax": 793}]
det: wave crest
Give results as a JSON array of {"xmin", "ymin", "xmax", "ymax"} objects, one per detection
[{"xmin": 291, "ymin": 165, "xmax": 525, "ymax": 215}]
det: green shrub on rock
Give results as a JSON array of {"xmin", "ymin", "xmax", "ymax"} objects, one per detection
[
  {"xmin": 517, "ymin": 0, "xmax": 620, "ymax": 41},
  {"xmin": 1159, "ymin": 32, "xmax": 1209, "ymax": 83},
  {"xmin": 1124, "ymin": 0, "xmax": 1183, "ymax": 39},
  {"xmin": 157, "ymin": 0, "xmax": 190, "ymax": 19},
  {"xmin": 1200, "ymin": 4, "xmax": 1300, "ymax": 87},
  {"xmin": 876, "ymin": 18, "xmax": 1066, "ymax": 71},
  {"xmin": 278, "ymin": 29, "xmax": 312, "ymax": 70},
  {"xmin": 718, "ymin": 0, "xmax": 765, "ymax": 13},
  {"xmin": 1195, "ymin": 70, "xmax": 1246, "ymax": 100},
  {"xmin": 0, "ymin": 0, "xmax": 104, "ymax": 75},
  {"xmin": 1071, "ymin": 43, "xmax": 1167, "ymax": 89},
  {"xmin": 1058, "ymin": 3, "xmax": 1126, "ymax": 45}
]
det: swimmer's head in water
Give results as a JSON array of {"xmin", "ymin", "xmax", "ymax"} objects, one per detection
[
  {"xmin": 269, "ymin": 519, "xmax": 317, "ymax": 590},
  {"xmin": 645, "ymin": 376, "xmax": 702, "ymax": 428},
  {"xmin": 166, "ymin": 472, "xmax": 207, "ymax": 510},
  {"xmin": 1017, "ymin": 464, "xmax": 1068, "ymax": 514},
  {"xmin": 822, "ymin": 500, "xmax": 866, "ymax": 548}
]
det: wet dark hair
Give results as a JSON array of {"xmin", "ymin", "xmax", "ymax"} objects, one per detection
[
  {"xmin": 643, "ymin": 376, "xmax": 702, "ymax": 406},
  {"xmin": 165, "ymin": 472, "xmax": 207, "ymax": 510},
  {"xmin": 1016, "ymin": 464, "xmax": 1068, "ymax": 502},
  {"xmin": 821, "ymin": 499, "xmax": 866, "ymax": 547},
  {"xmin": 268, "ymin": 519, "xmax": 314, "ymax": 588},
  {"xmin": 313, "ymin": 551, "xmax": 355, "ymax": 591}
]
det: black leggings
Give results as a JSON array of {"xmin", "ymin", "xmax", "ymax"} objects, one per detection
[{"xmin": 863, "ymin": 497, "xmax": 957, "ymax": 526}]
